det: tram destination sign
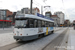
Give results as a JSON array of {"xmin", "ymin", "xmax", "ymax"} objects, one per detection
[{"xmin": 37, "ymin": 13, "xmax": 54, "ymax": 21}]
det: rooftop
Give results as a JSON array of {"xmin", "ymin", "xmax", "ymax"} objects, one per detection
[{"xmin": 51, "ymin": 15, "xmax": 60, "ymax": 18}]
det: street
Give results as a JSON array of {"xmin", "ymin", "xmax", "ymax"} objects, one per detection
[
  {"xmin": 0, "ymin": 0, "xmax": 74, "ymax": 50},
  {"xmin": 0, "ymin": 27, "xmax": 70, "ymax": 50},
  {"xmin": 0, "ymin": 30, "xmax": 13, "ymax": 34}
]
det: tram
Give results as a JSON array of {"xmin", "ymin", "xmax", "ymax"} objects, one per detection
[{"xmin": 13, "ymin": 14, "xmax": 54, "ymax": 41}]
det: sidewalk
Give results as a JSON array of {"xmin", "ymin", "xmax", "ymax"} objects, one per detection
[
  {"xmin": 54, "ymin": 27, "xmax": 63, "ymax": 31},
  {"xmin": 67, "ymin": 27, "xmax": 75, "ymax": 50},
  {"xmin": 0, "ymin": 26, "xmax": 14, "ymax": 30}
]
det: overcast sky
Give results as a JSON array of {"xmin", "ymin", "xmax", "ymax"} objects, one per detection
[{"xmin": 0, "ymin": 0, "xmax": 75, "ymax": 22}]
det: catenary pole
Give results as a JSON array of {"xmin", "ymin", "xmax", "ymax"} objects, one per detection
[{"xmin": 30, "ymin": 0, "xmax": 33, "ymax": 14}]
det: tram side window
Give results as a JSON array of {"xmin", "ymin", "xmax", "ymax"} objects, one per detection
[
  {"xmin": 52, "ymin": 23, "xmax": 54, "ymax": 27},
  {"xmin": 51, "ymin": 22, "xmax": 52, "ymax": 27},
  {"xmin": 45, "ymin": 22, "xmax": 46, "ymax": 27},
  {"xmin": 45, "ymin": 22, "xmax": 47, "ymax": 27},
  {"xmin": 25, "ymin": 19, "xmax": 29, "ymax": 28},
  {"xmin": 29, "ymin": 19, "xmax": 34, "ymax": 28},
  {"xmin": 45, "ymin": 22, "xmax": 48, "ymax": 27},
  {"xmin": 50, "ymin": 22, "xmax": 54, "ymax": 27},
  {"xmin": 38, "ymin": 20, "xmax": 41, "ymax": 27},
  {"xmin": 34, "ymin": 20, "xmax": 38, "ymax": 28},
  {"xmin": 47, "ymin": 22, "xmax": 49, "ymax": 27},
  {"xmin": 42, "ymin": 21, "xmax": 45, "ymax": 27},
  {"xmin": 49, "ymin": 22, "xmax": 50, "ymax": 27},
  {"xmin": 50, "ymin": 22, "xmax": 52, "ymax": 27}
]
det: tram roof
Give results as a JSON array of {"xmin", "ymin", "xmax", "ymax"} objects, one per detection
[{"xmin": 15, "ymin": 14, "xmax": 54, "ymax": 22}]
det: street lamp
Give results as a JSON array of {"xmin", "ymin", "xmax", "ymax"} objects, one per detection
[
  {"xmin": 44, "ymin": 6, "xmax": 50, "ymax": 8},
  {"xmin": 44, "ymin": 6, "xmax": 51, "ymax": 12}
]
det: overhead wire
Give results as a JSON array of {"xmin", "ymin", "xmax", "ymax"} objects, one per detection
[
  {"xmin": 43, "ymin": 0, "xmax": 51, "ymax": 12},
  {"xmin": 34, "ymin": 0, "xmax": 43, "ymax": 6},
  {"xmin": 33, "ymin": 2, "xmax": 41, "ymax": 7},
  {"xmin": 61, "ymin": 0, "xmax": 70, "ymax": 19},
  {"xmin": 33, "ymin": 0, "xmax": 49, "ymax": 14},
  {"xmin": 43, "ymin": 0, "xmax": 48, "ymax": 6}
]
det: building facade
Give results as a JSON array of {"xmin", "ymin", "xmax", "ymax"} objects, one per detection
[
  {"xmin": 54, "ymin": 12, "xmax": 64, "ymax": 25},
  {"xmin": 12, "ymin": 12, "xmax": 16, "ymax": 25},
  {"xmin": 51, "ymin": 15, "xmax": 60, "ymax": 26},
  {"xmin": 0, "ymin": 10, "xmax": 6, "ymax": 20},
  {"xmin": 45, "ymin": 11, "xmax": 52, "ymax": 18},
  {"xmin": 64, "ymin": 20, "xmax": 70, "ymax": 27},
  {"xmin": 0, "ymin": 9, "xmax": 13, "ymax": 28},
  {"xmin": 16, "ymin": 11, "xmax": 22, "ymax": 15},
  {"xmin": 0, "ymin": 9, "xmax": 13, "ymax": 20},
  {"xmin": 20, "ymin": 7, "xmax": 40, "ymax": 15},
  {"xmin": 21, "ymin": 8, "xmax": 30, "ymax": 14},
  {"xmin": 32, "ymin": 7, "xmax": 40, "ymax": 15}
]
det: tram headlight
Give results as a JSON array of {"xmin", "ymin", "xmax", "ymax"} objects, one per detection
[
  {"xmin": 20, "ymin": 34, "xmax": 22, "ymax": 35},
  {"xmin": 14, "ymin": 33, "xmax": 16, "ymax": 35}
]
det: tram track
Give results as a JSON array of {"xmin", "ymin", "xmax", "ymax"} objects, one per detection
[
  {"xmin": 0, "ymin": 28, "xmax": 63, "ymax": 50},
  {"xmin": 42, "ymin": 28, "xmax": 68, "ymax": 50},
  {"xmin": 0, "ymin": 40, "xmax": 36, "ymax": 50}
]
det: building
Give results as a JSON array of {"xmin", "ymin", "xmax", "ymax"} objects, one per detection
[
  {"xmin": 16, "ymin": 11, "xmax": 22, "ymax": 15},
  {"xmin": 64, "ymin": 20, "xmax": 70, "ymax": 27},
  {"xmin": 21, "ymin": 8, "xmax": 30, "ymax": 14},
  {"xmin": 32, "ymin": 7, "xmax": 40, "ymax": 15},
  {"xmin": 54, "ymin": 12, "xmax": 64, "ymax": 26},
  {"xmin": 45, "ymin": 11, "xmax": 52, "ymax": 18},
  {"xmin": 21, "ymin": 7, "xmax": 40, "ymax": 15},
  {"xmin": 0, "ymin": 9, "xmax": 13, "ymax": 28},
  {"xmin": 51, "ymin": 15, "xmax": 60, "ymax": 26},
  {"xmin": 72, "ymin": 20, "xmax": 75, "ymax": 26},
  {"xmin": 0, "ymin": 9, "xmax": 13, "ymax": 20},
  {"xmin": 12, "ymin": 12, "xmax": 16, "ymax": 25}
]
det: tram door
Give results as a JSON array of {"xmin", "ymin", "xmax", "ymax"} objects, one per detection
[{"xmin": 46, "ymin": 27, "xmax": 48, "ymax": 35}]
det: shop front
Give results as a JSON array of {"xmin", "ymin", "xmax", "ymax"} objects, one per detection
[{"xmin": 0, "ymin": 20, "xmax": 11, "ymax": 28}]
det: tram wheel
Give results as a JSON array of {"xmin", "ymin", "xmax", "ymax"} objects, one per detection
[{"xmin": 38, "ymin": 34, "xmax": 44, "ymax": 38}]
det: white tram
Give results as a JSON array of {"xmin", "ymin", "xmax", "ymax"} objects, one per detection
[{"xmin": 13, "ymin": 14, "xmax": 54, "ymax": 41}]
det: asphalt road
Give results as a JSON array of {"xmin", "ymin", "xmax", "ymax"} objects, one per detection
[{"xmin": 42, "ymin": 28, "xmax": 68, "ymax": 50}]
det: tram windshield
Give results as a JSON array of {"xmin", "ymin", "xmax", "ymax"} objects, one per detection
[{"xmin": 15, "ymin": 19, "xmax": 28, "ymax": 28}]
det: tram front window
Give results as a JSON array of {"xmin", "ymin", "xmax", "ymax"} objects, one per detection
[{"xmin": 15, "ymin": 20, "xmax": 28, "ymax": 28}]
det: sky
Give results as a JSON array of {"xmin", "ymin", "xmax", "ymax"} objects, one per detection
[{"xmin": 0, "ymin": 0, "xmax": 75, "ymax": 22}]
